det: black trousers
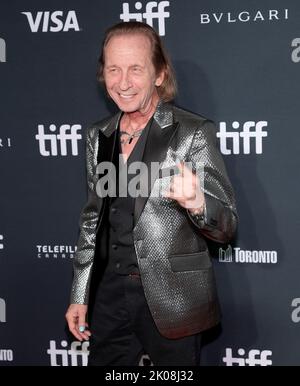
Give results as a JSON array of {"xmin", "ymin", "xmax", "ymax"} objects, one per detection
[{"xmin": 88, "ymin": 269, "xmax": 201, "ymax": 366}]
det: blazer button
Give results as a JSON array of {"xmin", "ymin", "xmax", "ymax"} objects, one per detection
[
  {"xmin": 116, "ymin": 263, "xmax": 120, "ymax": 269},
  {"xmin": 112, "ymin": 244, "xmax": 118, "ymax": 250},
  {"xmin": 111, "ymin": 208, "xmax": 117, "ymax": 213}
]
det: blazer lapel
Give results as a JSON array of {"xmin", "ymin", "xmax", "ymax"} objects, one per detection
[
  {"xmin": 133, "ymin": 103, "xmax": 179, "ymax": 228},
  {"xmin": 97, "ymin": 111, "xmax": 121, "ymax": 167},
  {"xmin": 95, "ymin": 112, "xmax": 121, "ymax": 229}
]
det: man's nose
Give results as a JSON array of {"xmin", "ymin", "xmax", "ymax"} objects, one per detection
[{"xmin": 119, "ymin": 72, "xmax": 132, "ymax": 90}]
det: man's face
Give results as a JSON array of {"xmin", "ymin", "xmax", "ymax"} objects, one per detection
[{"xmin": 103, "ymin": 34, "xmax": 164, "ymax": 114}]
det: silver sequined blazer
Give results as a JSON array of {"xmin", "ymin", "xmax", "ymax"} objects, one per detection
[{"xmin": 71, "ymin": 102, "xmax": 237, "ymax": 339}]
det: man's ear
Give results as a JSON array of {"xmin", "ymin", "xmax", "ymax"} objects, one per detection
[{"xmin": 155, "ymin": 70, "xmax": 165, "ymax": 87}]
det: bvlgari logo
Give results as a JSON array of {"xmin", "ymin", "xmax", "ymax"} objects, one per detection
[{"xmin": 200, "ymin": 9, "xmax": 288, "ymax": 24}]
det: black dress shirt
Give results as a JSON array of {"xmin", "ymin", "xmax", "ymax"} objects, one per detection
[{"xmin": 105, "ymin": 118, "xmax": 152, "ymax": 275}]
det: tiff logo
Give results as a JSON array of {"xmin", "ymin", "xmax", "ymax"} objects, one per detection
[
  {"xmin": 0, "ymin": 298, "xmax": 6, "ymax": 323},
  {"xmin": 21, "ymin": 10, "xmax": 80, "ymax": 33},
  {"xmin": 47, "ymin": 340, "xmax": 89, "ymax": 366},
  {"xmin": 120, "ymin": 1, "xmax": 170, "ymax": 36},
  {"xmin": 291, "ymin": 38, "xmax": 300, "ymax": 63},
  {"xmin": 223, "ymin": 348, "xmax": 272, "ymax": 366},
  {"xmin": 217, "ymin": 121, "xmax": 268, "ymax": 155},
  {"xmin": 0, "ymin": 234, "xmax": 3, "ymax": 249},
  {"xmin": 291, "ymin": 298, "xmax": 300, "ymax": 323},
  {"xmin": 0, "ymin": 38, "xmax": 6, "ymax": 62},
  {"xmin": 35, "ymin": 124, "xmax": 82, "ymax": 156}
]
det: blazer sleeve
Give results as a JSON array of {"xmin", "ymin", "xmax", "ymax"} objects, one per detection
[
  {"xmin": 186, "ymin": 119, "xmax": 238, "ymax": 243},
  {"xmin": 70, "ymin": 127, "xmax": 101, "ymax": 305}
]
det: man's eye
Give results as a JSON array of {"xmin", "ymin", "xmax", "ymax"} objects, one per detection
[{"xmin": 107, "ymin": 68, "xmax": 117, "ymax": 73}]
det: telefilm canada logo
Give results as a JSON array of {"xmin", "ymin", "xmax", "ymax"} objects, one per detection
[
  {"xmin": 35, "ymin": 124, "xmax": 82, "ymax": 156},
  {"xmin": 120, "ymin": 1, "xmax": 170, "ymax": 36},
  {"xmin": 291, "ymin": 38, "xmax": 300, "ymax": 63},
  {"xmin": 21, "ymin": 10, "xmax": 80, "ymax": 32},
  {"xmin": 0, "ymin": 38, "xmax": 6, "ymax": 62},
  {"xmin": 199, "ymin": 9, "xmax": 288, "ymax": 25},
  {"xmin": 223, "ymin": 348, "xmax": 272, "ymax": 366},
  {"xmin": 219, "ymin": 245, "xmax": 278, "ymax": 264},
  {"xmin": 37, "ymin": 245, "xmax": 77, "ymax": 259},
  {"xmin": 217, "ymin": 121, "xmax": 268, "ymax": 155}
]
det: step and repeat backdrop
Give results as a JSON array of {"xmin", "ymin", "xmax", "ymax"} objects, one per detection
[{"xmin": 0, "ymin": 0, "xmax": 299, "ymax": 366}]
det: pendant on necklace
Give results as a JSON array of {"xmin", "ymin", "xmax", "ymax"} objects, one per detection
[{"xmin": 120, "ymin": 128, "xmax": 143, "ymax": 145}]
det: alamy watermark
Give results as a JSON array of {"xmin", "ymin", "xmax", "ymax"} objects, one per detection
[{"xmin": 95, "ymin": 157, "xmax": 204, "ymax": 209}]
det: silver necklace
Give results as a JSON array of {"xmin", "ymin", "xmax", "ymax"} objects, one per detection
[{"xmin": 119, "ymin": 128, "xmax": 144, "ymax": 145}]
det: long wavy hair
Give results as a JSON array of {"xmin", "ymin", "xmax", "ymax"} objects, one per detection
[{"xmin": 97, "ymin": 21, "xmax": 177, "ymax": 102}]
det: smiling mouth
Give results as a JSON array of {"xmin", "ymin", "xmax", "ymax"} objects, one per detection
[{"xmin": 118, "ymin": 93, "xmax": 136, "ymax": 99}]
